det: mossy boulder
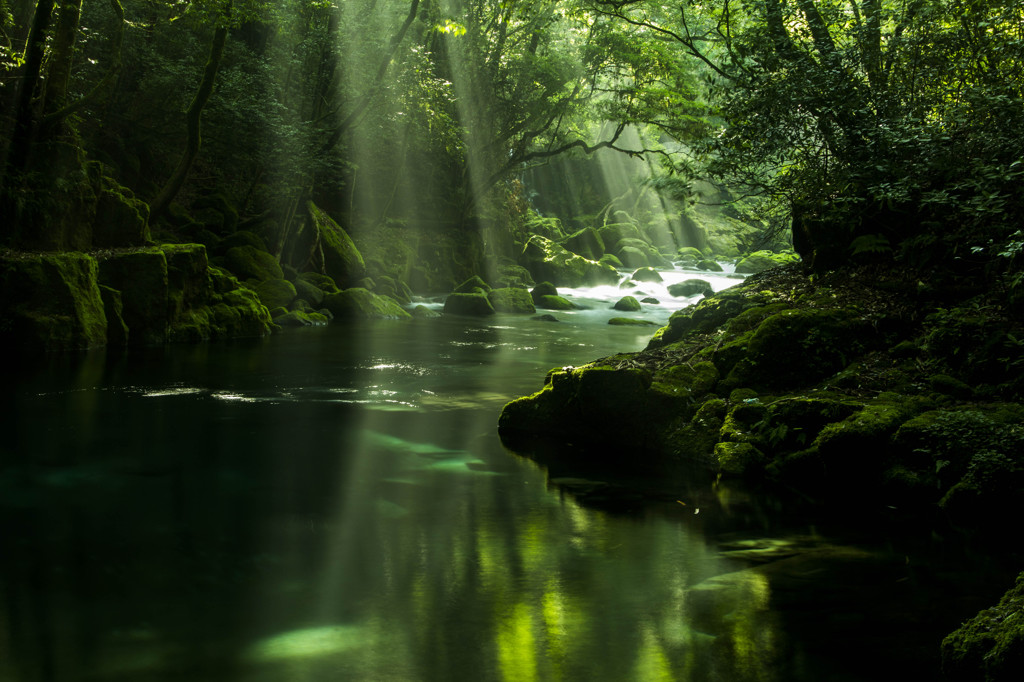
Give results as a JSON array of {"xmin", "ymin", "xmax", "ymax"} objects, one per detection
[
  {"xmin": 696, "ymin": 259, "xmax": 724, "ymax": 272},
  {"xmin": 613, "ymin": 295, "xmax": 642, "ymax": 312},
  {"xmin": 93, "ymin": 177, "xmax": 150, "ymax": 247},
  {"xmin": 412, "ymin": 305, "xmax": 442, "ymax": 318},
  {"xmin": 99, "ymin": 285, "xmax": 128, "ymax": 346},
  {"xmin": 676, "ymin": 247, "xmax": 704, "ymax": 264},
  {"xmin": 443, "ymin": 292, "xmax": 495, "ymax": 316},
  {"xmin": 942, "ymin": 572, "xmax": 1024, "ymax": 682},
  {"xmin": 631, "ymin": 267, "xmax": 663, "ymax": 283},
  {"xmin": 224, "ymin": 245, "xmax": 283, "ymax": 282},
  {"xmin": 615, "ymin": 239, "xmax": 670, "ymax": 269},
  {"xmin": 492, "ymin": 263, "xmax": 535, "ymax": 289},
  {"xmin": 735, "ymin": 250, "xmax": 800, "ymax": 274},
  {"xmin": 307, "ymin": 201, "xmax": 365, "ymax": 287},
  {"xmin": 714, "ymin": 442, "xmax": 766, "ymax": 477},
  {"xmin": 597, "ymin": 223, "xmax": 645, "ymax": 250},
  {"xmin": 521, "ymin": 235, "xmax": 620, "ymax": 288},
  {"xmin": 293, "ymin": 277, "xmax": 325, "ymax": 307},
  {"xmin": 273, "ymin": 310, "xmax": 330, "ymax": 327},
  {"xmin": 531, "ymin": 281, "xmax": 558, "ymax": 303},
  {"xmin": 0, "ymin": 252, "xmax": 109, "ymax": 351},
  {"xmin": 487, "ymin": 287, "xmax": 536, "ymax": 314},
  {"xmin": 668, "ymin": 279, "xmax": 713, "ymax": 298},
  {"xmin": 454, "ymin": 275, "xmax": 492, "ymax": 294},
  {"xmin": 254, "ymin": 278, "xmax": 297, "ymax": 310},
  {"xmin": 599, "ymin": 253, "xmax": 624, "ymax": 269},
  {"xmin": 608, "ymin": 317, "xmax": 658, "ymax": 326},
  {"xmin": 297, "ymin": 271, "xmax": 341, "ymax": 294},
  {"xmin": 537, "ymin": 294, "xmax": 577, "ymax": 311},
  {"xmin": 720, "ymin": 308, "xmax": 873, "ymax": 391},
  {"xmin": 373, "ymin": 275, "xmax": 412, "ymax": 305},
  {"xmin": 98, "ymin": 248, "xmax": 170, "ymax": 346},
  {"xmin": 561, "ymin": 227, "xmax": 605, "ymax": 261},
  {"xmin": 216, "ymin": 230, "xmax": 268, "ymax": 255},
  {"xmin": 323, "ymin": 288, "xmax": 411, "ymax": 320}
]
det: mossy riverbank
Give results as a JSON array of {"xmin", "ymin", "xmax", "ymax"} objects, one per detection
[{"xmin": 499, "ymin": 262, "xmax": 1024, "ymax": 680}]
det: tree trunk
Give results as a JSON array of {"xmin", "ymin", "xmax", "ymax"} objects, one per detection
[
  {"xmin": 4, "ymin": 0, "xmax": 55, "ymax": 176},
  {"xmin": 150, "ymin": 24, "xmax": 228, "ymax": 218}
]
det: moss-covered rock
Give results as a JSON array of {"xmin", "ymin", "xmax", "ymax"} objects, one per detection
[
  {"xmin": 443, "ymin": 292, "xmax": 495, "ymax": 316},
  {"xmin": 412, "ymin": 305, "xmax": 442, "ymax": 318},
  {"xmin": 696, "ymin": 259, "xmax": 724, "ymax": 272},
  {"xmin": 668, "ymin": 279, "xmax": 713, "ymax": 297},
  {"xmin": 561, "ymin": 227, "xmax": 605, "ymax": 260},
  {"xmin": 454, "ymin": 275, "xmax": 492, "ymax": 294},
  {"xmin": 492, "ymin": 263, "xmax": 535, "ymax": 289},
  {"xmin": 735, "ymin": 250, "xmax": 800, "ymax": 274},
  {"xmin": 307, "ymin": 201, "xmax": 366, "ymax": 287},
  {"xmin": 676, "ymin": 247, "xmax": 704, "ymax": 264},
  {"xmin": 224, "ymin": 245, "xmax": 283, "ymax": 282},
  {"xmin": 531, "ymin": 281, "xmax": 558, "ymax": 303},
  {"xmin": 297, "ymin": 271, "xmax": 340, "ymax": 294},
  {"xmin": 254, "ymin": 278, "xmax": 297, "ymax": 310},
  {"xmin": 487, "ymin": 287, "xmax": 536, "ymax": 314},
  {"xmin": 537, "ymin": 294, "xmax": 577, "ymax": 311},
  {"xmin": 216, "ymin": 230, "xmax": 268, "ymax": 255},
  {"xmin": 631, "ymin": 267, "xmax": 663, "ymax": 283},
  {"xmin": 273, "ymin": 310, "xmax": 329, "ymax": 327},
  {"xmin": 99, "ymin": 285, "xmax": 128, "ymax": 346},
  {"xmin": 521, "ymin": 235, "xmax": 620, "ymax": 288},
  {"xmin": 0, "ymin": 252, "xmax": 108, "ymax": 351},
  {"xmin": 608, "ymin": 317, "xmax": 658, "ymax": 326},
  {"xmin": 615, "ymin": 239, "xmax": 671, "ymax": 268},
  {"xmin": 598, "ymin": 253, "xmax": 624, "ymax": 269},
  {"xmin": 613, "ymin": 295, "xmax": 642, "ymax": 312},
  {"xmin": 93, "ymin": 177, "xmax": 151, "ymax": 247},
  {"xmin": 323, "ymin": 287, "xmax": 411, "ymax": 320},
  {"xmin": 942, "ymin": 572, "xmax": 1024, "ymax": 682},
  {"xmin": 99, "ymin": 248, "xmax": 170, "ymax": 346},
  {"xmin": 293, "ymin": 277, "xmax": 325, "ymax": 307},
  {"xmin": 714, "ymin": 441, "xmax": 766, "ymax": 477}
]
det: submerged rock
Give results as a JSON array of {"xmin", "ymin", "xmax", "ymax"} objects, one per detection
[{"xmin": 608, "ymin": 317, "xmax": 658, "ymax": 326}]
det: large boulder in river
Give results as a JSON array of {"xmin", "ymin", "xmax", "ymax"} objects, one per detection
[
  {"xmin": 631, "ymin": 267, "xmax": 663, "ymax": 283},
  {"xmin": 99, "ymin": 248, "xmax": 170, "ymax": 345},
  {"xmin": 443, "ymin": 292, "xmax": 495, "ymax": 316},
  {"xmin": 520, "ymin": 235, "xmax": 619, "ymax": 288},
  {"xmin": 307, "ymin": 201, "xmax": 366, "ymax": 287},
  {"xmin": 613, "ymin": 296, "xmax": 641, "ymax": 312},
  {"xmin": 487, "ymin": 287, "xmax": 536, "ymax": 314},
  {"xmin": 323, "ymin": 288, "xmax": 410, "ymax": 320},
  {"xmin": 668, "ymin": 279, "xmax": 713, "ymax": 297}
]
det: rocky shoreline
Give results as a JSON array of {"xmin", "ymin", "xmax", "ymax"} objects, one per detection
[{"xmin": 499, "ymin": 262, "xmax": 1024, "ymax": 679}]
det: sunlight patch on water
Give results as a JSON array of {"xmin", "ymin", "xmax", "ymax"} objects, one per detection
[
  {"xmin": 140, "ymin": 386, "xmax": 205, "ymax": 398},
  {"xmin": 242, "ymin": 624, "xmax": 375, "ymax": 663}
]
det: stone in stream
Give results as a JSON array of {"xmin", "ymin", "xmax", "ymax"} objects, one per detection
[
  {"xmin": 613, "ymin": 295, "xmax": 642, "ymax": 312},
  {"xmin": 668, "ymin": 279, "xmax": 714, "ymax": 298}
]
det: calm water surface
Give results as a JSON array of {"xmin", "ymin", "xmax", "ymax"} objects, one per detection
[{"xmin": 1, "ymin": 270, "xmax": 1015, "ymax": 681}]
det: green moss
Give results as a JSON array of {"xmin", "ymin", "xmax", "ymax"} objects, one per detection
[
  {"xmin": 98, "ymin": 248, "xmax": 169, "ymax": 346},
  {"xmin": 487, "ymin": 287, "xmax": 535, "ymax": 314},
  {"xmin": 598, "ymin": 253, "xmax": 624, "ymax": 269},
  {"xmin": 324, "ymin": 287, "xmax": 411, "ymax": 320},
  {"xmin": 307, "ymin": 201, "xmax": 366, "ymax": 287},
  {"xmin": 224, "ymin": 245, "xmax": 283, "ymax": 282},
  {"xmin": 521, "ymin": 235, "xmax": 620, "ymax": 287},
  {"xmin": 254, "ymin": 278, "xmax": 297, "ymax": 310},
  {"xmin": 714, "ymin": 441, "xmax": 766, "ymax": 476},
  {"xmin": 537, "ymin": 294, "xmax": 577, "ymax": 311},
  {"xmin": 734, "ymin": 250, "xmax": 799, "ymax": 274},
  {"xmin": 561, "ymin": 226, "xmax": 605, "ymax": 260},
  {"xmin": 667, "ymin": 279, "xmax": 713, "ymax": 298},
  {"xmin": 696, "ymin": 259, "xmax": 724, "ymax": 272},
  {"xmin": 613, "ymin": 295, "xmax": 642, "ymax": 312},
  {"xmin": 293, "ymin": 277, "xmax": 325, "ymax": 307},
  {"xmin": 443, "ymin": 292, "xmax": 495, "ymax": 316},
  {"xmin": 297, "ymin": 271, "xmax": 341, "ymax": 294},
  {"xmin": 0, "ymin": 252, "xmax": 109, "ymax": 351},
  {"xmin": 941, "ymin": 572, "xmax": 1024, "ymax": 682},
  {"xmin": 454, "ymin": 275, "xmax": 492, "ymax": 294},
  {"xmin": 608, "ymin": 317, "xmax": 658, "ymax": 326},
  {"xmin": 631, "ymin": 267, "xmax": 663, "ymax": 283}
]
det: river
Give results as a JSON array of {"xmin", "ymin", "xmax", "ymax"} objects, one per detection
[{"xmin": 0, "ymin": 267, "xmax": 1013, "ymax": 681}]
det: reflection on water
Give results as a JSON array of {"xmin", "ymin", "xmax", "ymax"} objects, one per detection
[{"xmin": 0, "ymin": 282, "xmax": 1015, "ymax": 681}]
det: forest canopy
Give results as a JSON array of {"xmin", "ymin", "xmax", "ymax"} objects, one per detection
[{"xmin": 1, "ymin": 0, "xmax": 1022, "ymax": 285}]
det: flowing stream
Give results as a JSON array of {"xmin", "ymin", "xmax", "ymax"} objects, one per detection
[{"xmin": 0, "ymin": 266, "xmax": 1014, "ymax": 681}]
